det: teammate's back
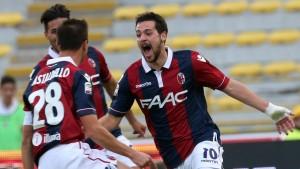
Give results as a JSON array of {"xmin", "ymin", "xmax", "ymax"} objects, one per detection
[{"xmin": 24, "ymin": 57, "xmax": 92, "ymax": 161}]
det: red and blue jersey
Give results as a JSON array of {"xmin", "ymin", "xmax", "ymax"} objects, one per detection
[
  {"xmin": 109, "ymin": 48, "xmax": 229, "ymax": 168},
  {"xmin": 29, "ymin": 47, "xmax": 111, "ymax": 119},
  {"xmin": 23, "ymin": 57, "xmax": 96, "ymax": 163}
]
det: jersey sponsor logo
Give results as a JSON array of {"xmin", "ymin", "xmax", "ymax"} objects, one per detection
[
  {"xmin": 197, "ymin": 54, "xmax": 206, "ymax": 63},
  {"xmin": 32, "ymin": 132, "xmax": 61, "ymax": 146},
  {"xmin": 140, "ymin": 90, "xmax": 188, "ymax": 109},
  {"xmin": 32, "ymin": 68, "xmax": 70, "ymax": 86},
  {"xmin": 177, "ymin": 72, "xmax": 185, "ymax": 85},
  {"xmin": 136, "ymin": 82, "xmax": 152, "ymax": 88}
]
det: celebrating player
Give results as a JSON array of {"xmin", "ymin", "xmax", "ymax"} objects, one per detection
[
  {"xmin": 22, "ymin": 19, "xmax": 153, "ymax": 169},
  {"xmin": 22, "ymin": 4, "xmax": 145, "ymax": 168},
  {"xmin": 99, "ymin": 12, "xmax": 295, "ymax": 169}
]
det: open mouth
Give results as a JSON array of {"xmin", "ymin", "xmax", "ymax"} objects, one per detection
[{"xmin": 142, "ymin": 43, "xmax": 152, "ymax": 53}]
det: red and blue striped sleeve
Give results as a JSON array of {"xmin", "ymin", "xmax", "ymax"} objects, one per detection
[
  {"xmin": 191, "ymin": 51, "xmax": 229, "ymax": 90},
  {"xmin": 73, "ymin": 70, "xmax": 97, "ymax": 117},
  {"xmin": 109, "ymin": 71, "xmax": 134, "ymax": 117}
]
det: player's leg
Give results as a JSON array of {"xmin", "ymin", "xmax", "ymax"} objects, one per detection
[{"xmin": 105, "ymin": 135, "xmax": 139, "ymax": 168}]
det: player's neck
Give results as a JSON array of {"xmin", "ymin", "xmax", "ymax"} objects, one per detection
[
  {"xmin": 148, "ymin": 47, "xmax": 168, "ymax": 71},
  {"xmin": 60, "ymin": 50, "xmax": 82, "ymax": 66}
]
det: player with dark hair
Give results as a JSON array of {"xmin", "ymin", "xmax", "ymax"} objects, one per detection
[
  {"xmin": 100, "ymin": 12, "xmax": 295, "ymax": 169},
  {"xmin": 24, "ymin": 4, "xmax": 145, "ymax": 168},
  {"xmin": 22, "ymin": 19, "xmax": 153, "ymax": 169}
]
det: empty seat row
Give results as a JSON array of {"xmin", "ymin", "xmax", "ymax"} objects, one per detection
[
  {"xmin": 17, "ymin": 32, "xmax": 106, "ymax": 48},
  {"xmin": 114, "ymin": 0, "xmax": 300, "ymax": 20},
  {"xmin": 28, "ymin": 1, "xmax": 117, "ymax": 14},
  {"xmin": 229, "ymin": 61, "xmax": 300, "ymax": 77},
  {"xmin": 102, "ymin": 29, "xmax": 300, "ymax": 52}
]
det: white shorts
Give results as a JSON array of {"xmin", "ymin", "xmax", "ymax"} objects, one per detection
[
  {"xmin": 105, "ymin": 135, "xmax": 137, "ymax": 167},
  {"xmin": 175, "ymin": 140, "xmax": 224, "ymax": 169},
  {"xmin": 38, "ymin": 142, "xmax": 117, "ymax": 169}
]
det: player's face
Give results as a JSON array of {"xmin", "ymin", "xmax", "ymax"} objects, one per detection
[
  {"xmin": 0, "ymin": 83, "xmax": 16, "ymax": 104},
  {"xmin": 136, "ymin": 21, "xmax": 165, "ymax": 63},
  {"xmin": 44, "ymin": 17, "xmax": 68, "ymax": 52}
]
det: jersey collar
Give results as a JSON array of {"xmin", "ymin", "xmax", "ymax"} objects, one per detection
[
  {"xmin": 142, "ymin": 47, "xmax": 173, "ymax": 73},
  {"xmin": 47, "ymin": 56, "xmax": 77, "ymax": 66},
  {"xmin": 48, "ymin": 46, "xmax": 59, "ymax": 58}
]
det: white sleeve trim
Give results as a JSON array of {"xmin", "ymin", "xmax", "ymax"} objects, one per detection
[
  {"xmin": 216, "ymin": 76, "xmax": 226, "ymax": 89},
  {"xmin": 23, "ymin": 111, "xmax": 33, "ymax": 125}
]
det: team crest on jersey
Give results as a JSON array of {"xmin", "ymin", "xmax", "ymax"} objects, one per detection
[
  {"xmin": 88, "ymin": 58, "xmax": 96, "ymax": 68},
  {"xmin": 177, "ymin": 72, "xmax": 185, "ymax": 85}
]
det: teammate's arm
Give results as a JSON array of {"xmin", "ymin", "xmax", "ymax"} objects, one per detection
[
  {"xmin": 222, "ymin": 79, "xmax": 295, "ymax": 134},
  {"xmin": 80, "ymin": 114, "xmax": 152, "ymax": 167},
  {"xmin": 22, "ymin": 125, "xmax": 34, "ymax": 169},
  {"xmin": 22, "ymin": 96, "xmax": 34, "ymax": 169},
  {"xmin": 103, "ymin": 77, "xmax": 146, "ymax": 137}
]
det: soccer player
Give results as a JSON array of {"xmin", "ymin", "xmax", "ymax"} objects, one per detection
[
  {"xmin": 22, "ymin": 19, "xmax": 153, "ymax": 169},
  {"xmin": 99, "ymin": 12, "xmax": 295, "ymax": 169},
  {"xmin": 25, "ymin": 4, "xmax": 145, "ymax": 168}
]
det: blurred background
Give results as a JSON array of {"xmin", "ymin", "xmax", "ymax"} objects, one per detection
[{"xmin": 0, "ymin": 0, "xmax": 300, "ymax": 168}]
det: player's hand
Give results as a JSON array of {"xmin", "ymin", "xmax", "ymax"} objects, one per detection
[
  {"xmin": 131, "ymin": 151, "xmax": 155, "ymax": 168},
  {"xmin": 265, "ymin": 103, "xmax": 295, "ymax": 135},
  {"xmin": 276, "ymin": 116, "xmax": 295, "ymax": 135},
  {"xmin": 131, "ymin": 121, "xmax": 146, "ymax": 137}
]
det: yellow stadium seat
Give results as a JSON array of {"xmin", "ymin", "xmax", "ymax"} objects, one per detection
[
  {"xmin": 263, "ymin": 61, "xmax": 298, "ymax": 76},
  {"xmin": 216, "ymin": 96, "xmax": 243, "ymax": 111},
  {"xmin": 0, "ymin": 12, "xmax": 23, "ymax": 26},
  {"xmin": 250, "ymin": 0, "xmax": 281, "ymax": 13},
  {"xmin": 111, "ymin": 69, "xmax": 123, "ymax": 81},
  {"xmin": 235, "ymin": 31, "xmax": 267, "ymax": 46},
  {"xmin": 103, "ymin": 38, "xmax": 136, "ymax": 52},
  {"xmin": 114, "ymin": 6, "xmax": 147, "ymax": 20},
  {"xmin": 268, "ymin": 29, "xmax": 300, "ymax": 44},
  {"xmin": 182, "ymin": 3, "xmax": 214, "ymax": 17},
  {"xmin": 17, "ymin": 32, "xmax": 105, "ymax": 47},
  {"xmin": 229, "ymin": 63, "xmax": 263, "ymax": 77},
  {"xmin": 293, "ymin": 105, "xmax": 300, "ymax": 118},
  {"xmin": 216, "ymin": 1, "xmax": 248, "ymax": 15},
  {"xmin": 84, "ymin": 16, "xmax": 112, "ymax": 27},
  {"xmin": 150, "ymin": 4, "xmax": 180, "ymax": 18},
  {"xmin": 0, "ymin": 44, "xmax": 12, "ymax": 57},
  {"xmin": 284, "ymin": 0, "xmax": 300, "ymax": 12},
  {"xmin": 203, "ymin": 33, "xmax": 234, "ymax": 47},
  {"xmin": 170, "ymin": 35, "xmax": 201, "ymax": 49},
  {"xmin": 28, "ymin": 1, "xmax": 117, "ymax": 13},
  {"xmin": 132, "ymin": 101, "xmax": 142, "ymax": 115},
  {"xmin": 5, "ymin": 66, "xmax": 33, "ymax": 78}
]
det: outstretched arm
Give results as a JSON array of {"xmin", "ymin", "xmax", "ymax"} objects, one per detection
[
  {"xmin": 81, "ymin": 114, "xmax": 152, "ymax": 167},
  {"xmin": 103, "ymin": 77, "xmax": 146, "ymax": 136},
  {"xmin": 222, "ymin": 79, "xmax": 295, "ymax": 134}
]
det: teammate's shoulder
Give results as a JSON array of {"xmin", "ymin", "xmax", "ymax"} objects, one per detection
[
  {"xmin": 173, "ymin": 49, "xmax": 199, "ymax": 58},
  {"xmin": 87, "ymin": 46, "xmax": 105, "ymax": 58}
]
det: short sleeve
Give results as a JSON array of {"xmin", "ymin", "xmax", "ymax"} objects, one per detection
[
  {"xmin": 109, "ymin": 72, "xmax": 134, "ymax": 117},
  {"xmin": 191, "ymin": 51, "xmax": 229, "ymax": 90},
  {"xmin": 73, "ymin": 71, "xmax": 97, "ymax": 117},
  {"xmin": 94, "ymin": 47, "xmax": 112, "ymax": 83}
]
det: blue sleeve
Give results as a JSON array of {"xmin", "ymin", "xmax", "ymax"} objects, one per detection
[
  {"xmin": 73, "ymin": 71, "xmax": 96, "ymax": 117},
  {"xmin": 109, "ymin": 72, "xmax": 134, "ymax": 117}
]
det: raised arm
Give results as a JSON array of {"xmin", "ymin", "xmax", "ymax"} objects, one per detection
[{"xmin": 222, "ymin": 79, "xmax": 295, "ymax": 134}]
